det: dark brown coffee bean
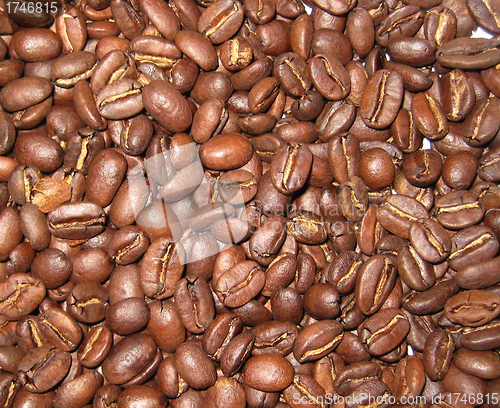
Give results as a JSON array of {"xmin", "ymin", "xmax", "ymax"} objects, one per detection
[
  {"xmin": 270, "ymin": 143, "xmax": 312, "ymax": 195},
  {"xmin": 358, "ymin": 308, "xmax": 410, "ymax": 356},
  {"xmin": 13, "ymin": 133, "xmax": 63, "ymax": 174},
  {"xmin": 106, "ymin": 296, "xmax": 149, "ymax": 335},
  {"xmin": 198, "ymin": 0, "xmax": 244, "ymax": 45},
  {"xmin": 17, "ymin": 345, "xmax": 71, "ymax": 393},
  {"xmin": 437, "ymin": 36, "xmax": 500, "ymax": 70},
  {"xmin": 143, "ymin": 80, "xmax": 192, "ymax": 133},
  {"xmin": 409, "ymin": 218, "xmax": 451, "ymax": 264},
  {"xmin": 441, "ymin": 69, "xmax": 475, "ymax": 122},
  {"xmin": 376, "ymin": 6, "xmax": 424, "ymax": 47},
  {"xmin": 454, "ymin": 348, "xmax": 500, "ymax": 380},
  {"xmin": 360, "ymin": 69, "xmax": 403, "ymax": 129},
  {"xmin": 377, "ymin": 195, "xmax": 429, "ymax": 239},
  {"xmin": 445, "ymin": 289, "xmax": 500, "ymax": 327},
  {"xmin": 77, "ymin": 326, "xmax": 113, "ymax": 368},
  {"xmin": 293, "ymin": 320, "xmax": 344, "ymax": 363},
  {"xmin": 309, "ymin": 53, "xmax": 350, "ymax": 101},
  {"xmin": 286, "ymin": 210, "xmax": 326, "ymax": 245},
  {"xmin": 175, "ymin": 277, "xmax": 214, "ymax": 334},
  {"xmin": 140, "ymin": 238, "xmax": 185, "ymax": 299},
  {"xmin": 11, "ymin": 28, "xmax": 62, "ymax": 62},
  {"xmin": 359, "ymin": 148, "xmax": 395, "ymax": 191},
  {"xmin": 412, "ymin": 93, "xmax": 449, "ymax": 140},
  {"xmin": 67, "ymin": 281, "xmax": 108, "ymax": 324},
  {"xmin": 403, "ymin": 279, "xmax": 459, "ymax": 315},
  {"xmin": 243, "ymin": 354, "xmax": 294, "ymax": 392},
  {"xmin": 102, "ymin": 333, "xmax": 157, "ymax": 385},
  {"xmin": 397, "ymin": 244, "xmax": 435, "ymax": 291},
  {"xmin": 433, "ymin": 190, "xmax": 485, "ymax": 230},
  {"xmin": 356, "ymin": 254, "xmax": 397, "ymax": 315},
  {"xmin": 175, "ymin": 340, "xmax": 217, "ymax": 389},
  {"xmin": 423, "ymin": 330, "xmax": 455, "ymax": 381},
  {"xmin": 214, "ymin": 260, "xmax": 265, "ymax": 307},
  {"xmin": 463, "ymin": 97, "xmax": 500, "ymax": 147},
  {"xmin": 424, "ymin": 6, "xmax": 457, "ymax": 46}
]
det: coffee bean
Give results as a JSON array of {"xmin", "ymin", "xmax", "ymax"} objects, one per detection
[{"xmin": 243, "ymin": 354, "xmax": 294, "ymax": 392}]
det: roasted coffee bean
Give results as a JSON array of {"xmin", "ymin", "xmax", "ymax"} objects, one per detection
[
  {"xmin": 175, "ymin": 277, "xmax": 214, "ymax": 333},
  {"xmin": 0, "ymin": 273, "xmax": 45, "ymax": 320},
  {"xmin": 108, "ymin": 226, "xmax": 149, "ymax": 265},
  {"xmin": 359, "ymin": 147, "xmax": 395, "ymax": 190},
  {"xmin": 409, "ymin": 218, "xmax": 451, "ymax": 264},
  {"xmin": 252, "ymin": 320, "xmax": 298, "ymax": 356},
  {"xmin": 376, "ymin": 6, "xmax": 424, "ymax": 47},
  {"xmin": 70, "ymin": 248, "xmax": 114, "ymax": 283},
  {"xmin": 175, "ymin": 340, "xmax": 217, "ymax": 389},
  {"xmin": 249, "ymin": 215, "xmax": 287, "ymax": 265},
  {"xmin": 38, "ymin": 307, "xmax": 82, "ymax": 352},
  {"xmin": 377, "ymin": 195, "xmax": 429, "ymax": 239},
  {"xmin": 449, "ymin": 225, "xmax": 499, "ymax": 272},
  {"xmin": 424, "ymin": 6, "xmax": 457, "ymax": 46},
  {"xmin": 47, "ymin": 202, "xmax": 106, "ymax": 240},
  {"xmin": 67, "ymin": 281, "xmax": 108, "ymax": 324},
  {"xmin": 397, "ymin": 244, "xmax": 435, "ymax": 291},
  {"xmin": 463, "ymin": 97, "xmax": 500, "ymax": 147},
  {"xmin": 309, "ymin": 53, "xmax": 350, "ymax": 101},
  {"xmin": 77, "ymin": 325, "xmax": 113, "ymax": 368},
  {"xmin": 356, "ymin": 254, "xmax": 397, "ymax": 315},
  {"xmin": 433, "ymin": 191, "xmax": 485, "ymax": 230},
  {"xmin": 437, "ymin": 36, "xmax": 500, "ymax": 70},
  {"xmin": 286, "ymin": 210, "xmax": 326, "ymax": 245},
  {"xmin": 454, "ymin": 348, "xmax": 500, "ymax": 380},
  {"xmin": 143, "ymin": 80, "xmax": 192, "ymax": 133},
  {"xmin": 445, "ymin": 289, "xmax": 500, "ymax": 327},
  {"xmin": 403, "ymin": 278, "xmax": 459, "ymax": 315},
  {"xmin": 17, "ymin": 345, "xmax": 71, "ymax": 393},
  {"xmin": 270, "ymin": 143, "xmax": 312, "ymax": 195},
  {"xmin": 360, "ymin": 69, "xmax": 404, "ymax": 129},
  {"xmin": 402, "ymin": 149, "xmax": 442, "ymax": 187},
  {"xmin": 140, "ymin": 238, "xmax": 185, "ymax": 299},
  {"xmin": 337, "ymin": 176, "xmax": 368, "ymax": 222},
  {"xmin": 327, "ymin": 132, "xmax": 360, "ymax": 185},
  {"xmin": 2, "ymin": 0, "xmax": 500, "ymax": 404},
  {"xmin": 106, "ymin": 296, "xmax": 149, "ymax": 335},
  {"xmin": 412, "ymin": 93, "xmax": 449, "ymax": 140},
  {"xmin": 243, "ymin": 354, "xmax": 294, "ymax": 392},
  {"xmin": 214, "ymin": 260, "xmax": 265, "ymax": 307},
  {"xmin": 423, "ymin": 330, "xmax": 455, "ymax": 381},
  {"xmin": 293, "ymin": 320, "xmax": 344, "ymax": 363},
  {"xmin": 442, "ymin": 152, "xmax": 479, "ymax": 190},
  {"xmin": 102, "ymin": 332, "xmax": 157, "ymax": 385},
  {"xmin": 358, "ymin": 308, "xmax": 410, "ymax": 356},
  {"xmin": 304, "ymin": 283, "xmax": 340, "ymax": 320}
]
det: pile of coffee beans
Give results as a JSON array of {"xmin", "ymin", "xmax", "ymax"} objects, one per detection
[{"xmin": 1, "ymin": 0, "xmax": 500, "ymax": 406}]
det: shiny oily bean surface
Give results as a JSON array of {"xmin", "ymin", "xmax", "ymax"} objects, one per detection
[{"xmin": 1, "ymin": 0, "xmax": 500, "ymax": 406}]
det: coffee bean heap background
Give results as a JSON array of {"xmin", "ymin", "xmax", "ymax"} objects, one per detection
[{"xmin": 1, "ymin": 0, "xmax": 500, "ymax": 407}]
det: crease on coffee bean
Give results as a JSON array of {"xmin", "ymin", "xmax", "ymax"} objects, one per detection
[
  {"xmin": 113, "ymin": 235, "xmax": 142, "ymax": 261},
  {"xmin": 449, "ymin": 232, "xmax": 492, "ymax": 260},
  {"xmin": 80, "ymin": 326, "xmax": 105, "ymax": 361},
  {"xmin": 28, "ymin": 320, "xmax": 44, "ymax": 347},
  {"xmin": 299, "ymin": 332, "xmax": 344, "ymax": 361},
  {"xmin": 203, "ymin": 3, "xmax": 240, "ymax": 38},
  {"xmin": 39, "ymin": 317, "xmax": 76, "ymax": 349},
  {"xmin": 55, "ymin": 62, "xmax": 98, "ymax": 87},
  {"xmin": 0, "ymin": 281, "xmax": 38, "ymax": 310},
  {"xmin": 365, "ymin": 313, "xmax": 405, "ymax": 345}
]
